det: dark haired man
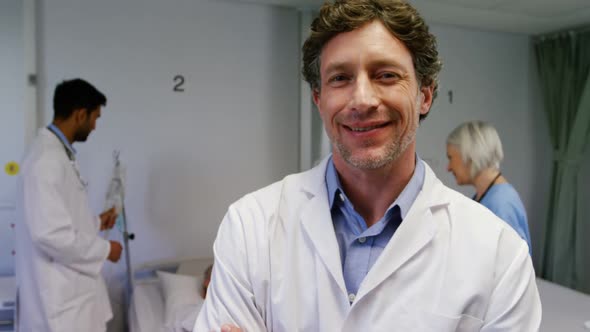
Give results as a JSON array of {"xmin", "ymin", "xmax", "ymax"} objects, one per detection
[{"xmin": 16, "ymin": 78, "xmax": 122, "ymax": 332}]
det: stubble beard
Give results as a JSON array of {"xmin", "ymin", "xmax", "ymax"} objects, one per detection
[
  {"xmin": 73, "ymin": 126, "xmax": 90, "ymax": 142},
  {"xmin": 333, "ymin": 114, "xmax": 419, "ymax": 170}
]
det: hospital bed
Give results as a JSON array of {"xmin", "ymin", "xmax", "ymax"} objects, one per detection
[
  {"xmin": 129, "ymin": 257, "xmax": 590, "ymax": 332},
  {"xmin": 129, "ymin": 257, "xmax": 213, "ymax": 332},
  {"xmin": 536, "ymin": 278, "xmax": 590, "ymax": 331}
]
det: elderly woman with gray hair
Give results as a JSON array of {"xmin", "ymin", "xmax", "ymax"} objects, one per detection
[{"xmin": 446, "ymin": 121, "xmax": 532, "ymax": 253}]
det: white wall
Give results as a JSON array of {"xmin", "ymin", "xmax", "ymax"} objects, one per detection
[
  {"xmin": 0, "ymin": 0, "xmax": 25, "ymax": 276},
  {"xmin": 416, "ymin": 24, "xmax": 552, "ymax": 264},
  {"xmin": 39, "ymin": 0, "xmax": 300, "ymax": 266},
  {"xmin": 39, "ymin": 2, "xmax": 300, "ymax": 329}
]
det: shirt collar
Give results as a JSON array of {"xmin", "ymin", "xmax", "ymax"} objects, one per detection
[
  {"xmin": 325, "ymin": 155, "xmax": 425, "ymax": 219},
  {"xmin": 47, "ymin": 123, "xmax": 77, "ymax": 156},
  {"xmin": 325, "ymin": 156, "xmax": 342, "ymax": 209}
]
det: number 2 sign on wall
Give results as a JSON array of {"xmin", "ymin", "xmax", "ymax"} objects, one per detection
[{"xmin": 173, "ymin": 75, "xmax": 185, "ymax": 92}]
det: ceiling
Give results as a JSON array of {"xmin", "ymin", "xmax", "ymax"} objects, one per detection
[{"xmin": 232, "ymin": 0, "xmax": 590, "ymax": 35}]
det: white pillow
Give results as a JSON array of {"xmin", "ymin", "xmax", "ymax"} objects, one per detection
[{"xmin": 156, "ymin": 270, "xmax": 204, "ymax": 331}]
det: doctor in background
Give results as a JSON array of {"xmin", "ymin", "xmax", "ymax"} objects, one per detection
[
  {"xmin": 15, "ymin": 78, "xmax": 122, "ymax": 332},
  {"xmin": 446, "ymin": 120, "xmax": 532, "ymax": 253},
  {"xmin": 196, "ymin": 0, "xmax": 541, "ymax": 331}
]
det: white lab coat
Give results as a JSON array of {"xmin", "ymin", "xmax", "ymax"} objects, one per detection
[
  {"xmin": 195, "ymin": 158, "xmax": 541, "ymax": 332},
  {"xmin": 15, "ymin": 128, "xmax": 112, "ymax": 332}
]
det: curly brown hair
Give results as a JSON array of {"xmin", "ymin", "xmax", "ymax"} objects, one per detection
[{"xmin": 302, "ymin": 0, "xmax": 442, "ymax": 120}]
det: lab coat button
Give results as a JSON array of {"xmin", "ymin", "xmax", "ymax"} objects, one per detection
[
  {"xmin": 348, "ymin": 293, "xmax": 356, "ymax": 303},
  {"xmin": 358, "ymin": 237, "xmax": 367, "ymax": 244},
  {"xmin": 339, "ymin": 193, "xmax": 346, "ymax": 202}
]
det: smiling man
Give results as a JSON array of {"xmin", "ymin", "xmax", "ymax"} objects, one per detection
[{"xmin": 195, "ymin": 1, "xmax": 541, "ymax": 331}]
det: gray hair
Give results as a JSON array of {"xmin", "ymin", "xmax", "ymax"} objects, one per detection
[{"xmin": 446, "ymin": 121, "xmax": 504, "ymax": 178}]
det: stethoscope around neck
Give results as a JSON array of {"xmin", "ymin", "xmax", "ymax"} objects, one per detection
[
  {"xmin": 69, "ymin": 159, "xmax": 89, "ymax": 190},
  {"xmin": 474, "ymin": 172, "xmax": 502, "ymax": 203},
  {"xmin": 47, "ymin": 126, "xmax": 89, "ymax": 190}
]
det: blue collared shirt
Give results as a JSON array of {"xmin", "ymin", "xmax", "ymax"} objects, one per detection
[
  {"xmin": 326, "ymin": 156, "xmax": 425, "ymax": 300},
  {"xmin": 47, "ymin": 123, "xmax": 76, "ymax": 158}
]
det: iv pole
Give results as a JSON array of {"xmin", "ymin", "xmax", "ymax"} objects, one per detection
[
  {"xmin": 120, "ymin": 199, "xmax": 134, "ymax": 331},
  {"xmin": 111, "ymin": 151, "xmax": 135, "ymax": 331}
]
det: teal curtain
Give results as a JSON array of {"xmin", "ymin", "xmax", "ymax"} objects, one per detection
[{"xmin": 535, "ymin": 30, "xmax": 590, "ymax": 293}]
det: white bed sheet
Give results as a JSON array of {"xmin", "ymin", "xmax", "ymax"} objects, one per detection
[
  {"xmin": 129, "ymin": 278, "xmax": 165, "ymax": 332},
  {"xmin": 537, "ymin": 278, "xmax": 590, "ymax": 331}
]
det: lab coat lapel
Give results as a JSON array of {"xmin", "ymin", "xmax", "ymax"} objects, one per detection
[
  {"xmin": 299, "ymin": 157, "xmax": 348, "ymax": 296},
  {"xmin": 354, "ymin": 165, "xmax": 449, "ymax": 303}
]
